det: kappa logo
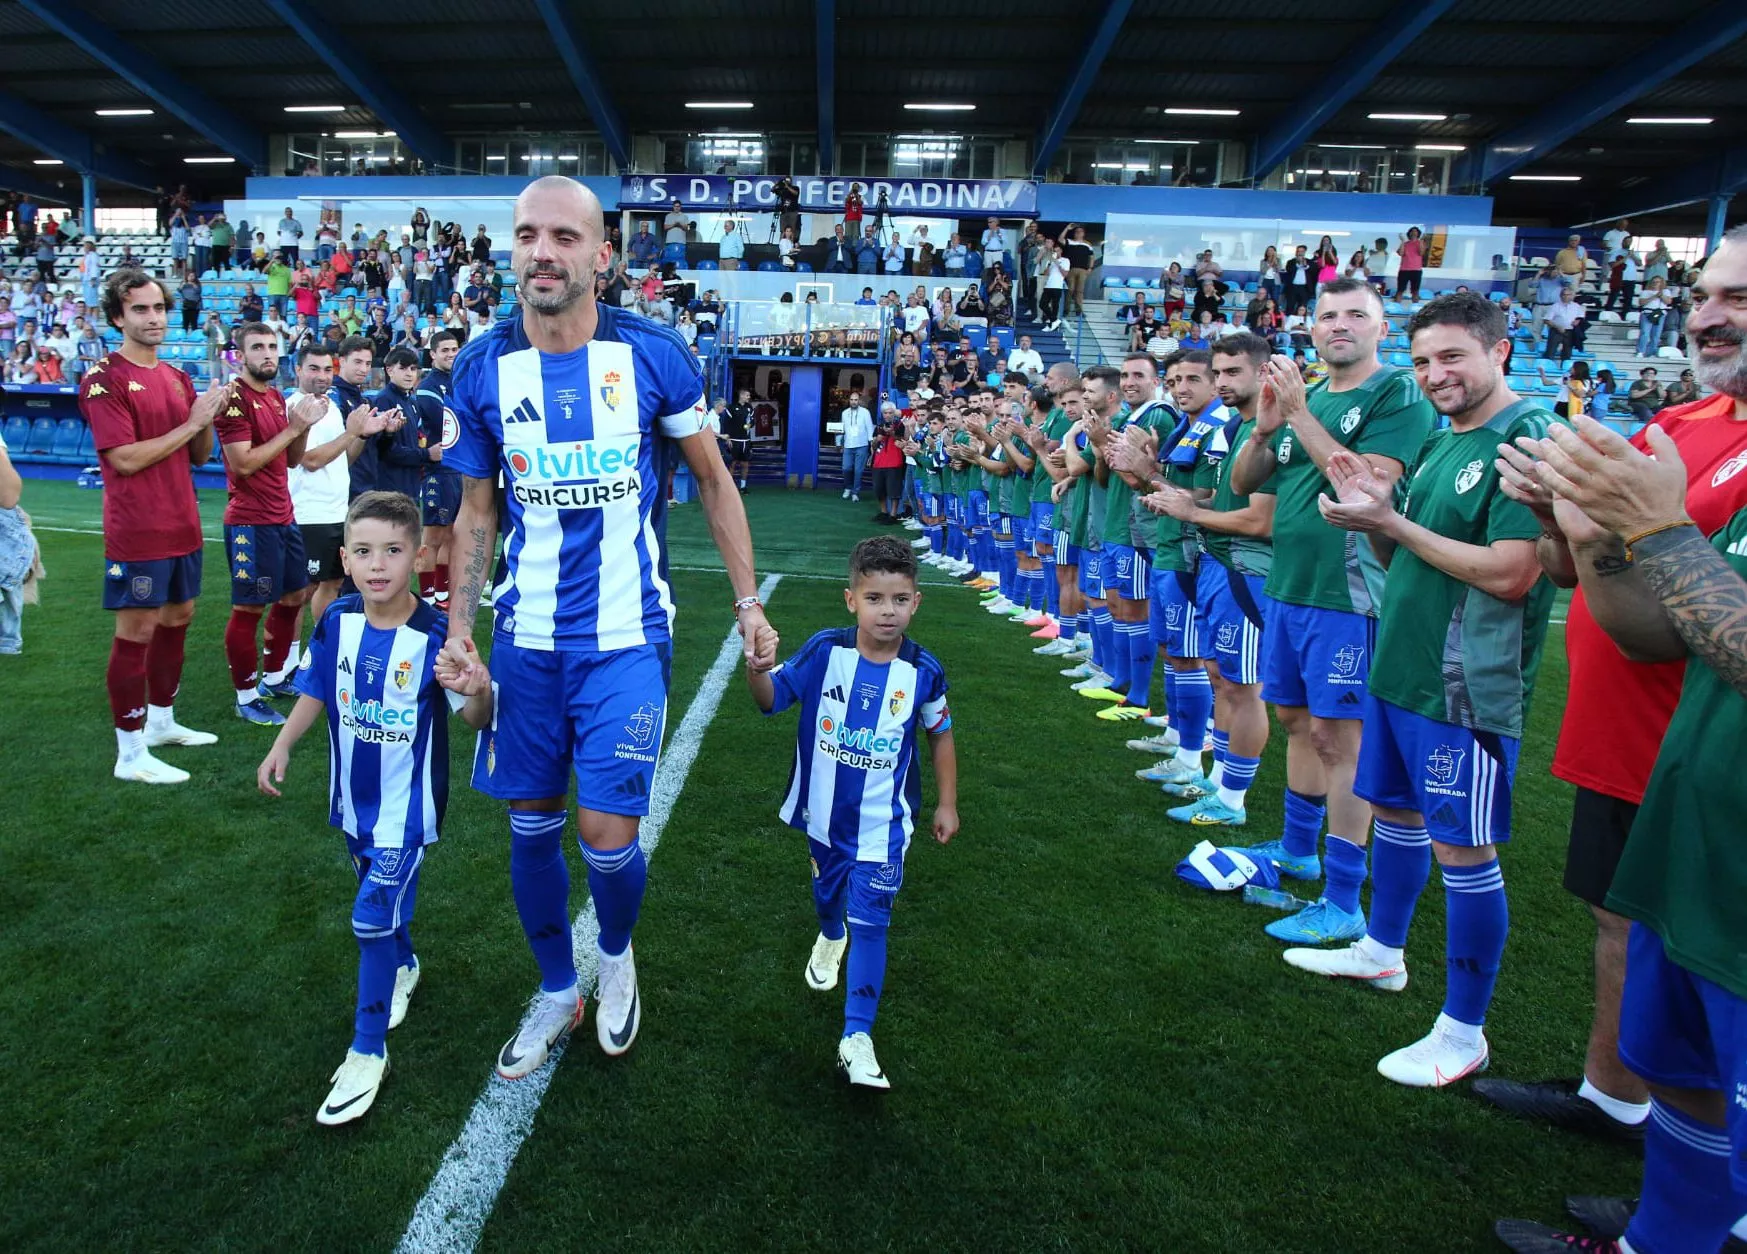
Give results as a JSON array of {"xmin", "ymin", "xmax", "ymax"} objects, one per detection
[
  {"xmin": 1330, "ymin": 644, "xmax": 1365, "ymax": 679},
  {"xmin": 127, "ymin": 380, "xmax": 145, "ymax": 393},
  {"xmin": 1340, "ymin": 405, "xmax": 1362, "ymax": 435},
  {"xmin": 1454, "ymin": 458, "xmax": 1486, "ymax": 495},
  {"xmin": 107, "ymin": 562, "xmax": 123, "ymax": 578},
  {"xmin": 1426, "ymin": 744, "xmax": 1466, "ymax": 788},
  {"xmin": 1713, "ymin": 451, "xmax": 1747, "ymax": 488}
]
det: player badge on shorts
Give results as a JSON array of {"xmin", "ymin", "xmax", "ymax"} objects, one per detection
[
  {"xmin": 394, "ymin": 659, "xmax": 413, "ymax": 691},
  {"xmin": 131, "ymin": 575, "xmax": 153, "ymax": 601},
  {"xmin": 1330, "ymin": 644, "xmax": 1364, "ymax": 679},
  {"xmin": 889, "ymin": 689, "xmax": 906, "ymax": 717},
  {"xmin": 1454, "ymin": 459, "xmax": 1485, "ymax": 494},
  {"xmin": 600, "ymin": 370, "xmax": 622, "ymax": 411},
  {"xmin": 486, "ymin": 736, "xmax": 497, "ymax": 776},
  {"xmin": 373, "ymin": 848, "xmax": 403, "ymax": 877},
  {"xmin": 1426, "ymin": 744, "xmax": 1465, "ymax": 788},
  {"xmin": 623, "ymin": 702, "xmax": 660, "ymax": 752}
]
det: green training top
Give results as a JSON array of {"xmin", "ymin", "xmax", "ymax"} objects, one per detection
[
  {"xmin": 1043, "ymin": 407, "xmax": 1074, "ymax": 532},
  {"xmin": 1369, "ymin": 400, "xmax": 1557, "ymax": 738},
  {"xmin": 1201, "ymin": 417, "xmax": 1275, "ymax": 578}
]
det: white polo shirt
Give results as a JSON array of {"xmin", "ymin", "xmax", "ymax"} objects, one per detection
[{"xmin": 287, "ymin": 388, "xmax": 349, "ymax": 526}]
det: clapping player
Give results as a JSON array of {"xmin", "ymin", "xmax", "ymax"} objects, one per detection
[
  {"xmin": 748, "ymin": 536, "xmax": 958, "ymax": 1089},
  {"xmin": 255, "ymin": 491, "xmax": 493, "ymax": 1125}
]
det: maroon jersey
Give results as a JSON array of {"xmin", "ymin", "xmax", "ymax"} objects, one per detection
[
  {"xmin": 215, "ymin": 380, "xmax": 294, "ymax": 525},
  {"xmin": 81, "ymin": 354, "xmax": 203, "ymax": 561}
]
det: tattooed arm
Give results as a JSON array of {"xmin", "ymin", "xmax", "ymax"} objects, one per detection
[
  {"xmin": 1631, "ymin": 525, "xmax": 1747, "ymax": 696},
  {"xmin": 445, "ymin": 474, "xmax": 498, "ymax": 644},
  {"xmin": 1569, "ymin": 534, "xmax": 1686, "ymax": 663}
]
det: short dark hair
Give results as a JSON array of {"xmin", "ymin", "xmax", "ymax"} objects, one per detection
[
  {"xmin": 1121, "ymin": 351, "xmax": 1158, "ymax": 374},
  {"xmin": 337, "ymin": 334, "xmax": 374, "ymax": 360},
  {"xmin": 101, "ymin": 268, "xmax": 171, "ymax": 328},
  {"xmin": 1081, "ymin": 363, "xmax": 1121, "ymax": 390},
  {"xmin": 1169, "ymin": 349, "xmax": 1213, "ymax": 373},
  {"xmin": 383, "ymin": 346, "xmax": 421, "ymax": 372},
  {"xmin": 1028, "ymin": 384, "xmax": 1053, "ymax": 411},
  {"xmin": 1211, "ymin": 331, "xmax": 1273, "ymax": 367},
  {"xmin": 234, "ymin": 320, "xmax": 275, "ymax": 349},
  {"xmin": 1003, "ymin": 371, "xmax": 1031, "ymax": 388},
  {"xmin": 1405, "ymin": 290, "xmax": 1506, "ymax": 348},
  {"xmin": 1315, "ymin": 277, "xmax": 1386, "ymax": 313},
  {"xmin": 848, "ymin": 535, "xmax": 919, "ymax": 586},
  {"xmin": 345, "ymin": 490, "xmax": 421, "ymax": 544},
  {"xmin": 296, "ymin": 341, "xmax": 333, "ymax": 368}
]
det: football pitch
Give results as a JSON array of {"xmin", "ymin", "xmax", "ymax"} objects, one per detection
[{"xmin": 3, "ymin": 480, "xmax": 1636, "ymax": 1252}]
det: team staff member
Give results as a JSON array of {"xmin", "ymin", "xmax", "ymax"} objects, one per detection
[
  {"xmin": 370, "ymin": 346, "xmax": 437, "ymax": 499},
  {"xmin": 416, "ymin": 329, "xmax": 463, "ymax": 601},
  {"xmin": 83, "ymin": 268, "xmax": 224, "ymax": 785},
  {"xmin": 1227, "ymin": 278, "xmax": 1436, "ymax": 946},
  {"xmin": 721, "ymin": 388, "xmax": 754, "ymax": 491},
  {"xmin": 214, "ymin": 322, "xmax": 326, "ymax": 727}
]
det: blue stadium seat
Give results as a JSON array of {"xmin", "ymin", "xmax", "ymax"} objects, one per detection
[
  {"xmin": 25, "ymin": 417, "xmax": 56, "ymax": 454},
  {"xmin": 795, "ymin": 262, "xmax": 813, "ymax": 272},
  {"xmin": 757, "ymin": 261, "xmax": 780, "ymax": 272},
  {"xmin": 1127, "ymin": 278, "xmax": 1149, "ymax": 288},
  {"xmin": 964, "ymin": 325, "xmax": 987, "ymax": 351},
  {"xmin": 49, "ymin": 418, "xmax": 82, "ymax": 462},
  {"xmin": 661, "ymin": 244, "xmax": 687, "ymax": 263},
  {"xmin": 2, "ymin": 416, "xmax": 29, "ymax": 450},
  {"xmin": 75, "ymin": 422, "xmax": 95, "ymax": 461},
  {"xmin": 695, "ymin": 259, "xmax": 719, "ymax": 270},
  {"xmin": 1106, "ymin": 290, "xmax": 1130, "ymax": 303},
  {"xmin": 992, "ymin": 326, "xmax": 1015, "ymax": 351}
]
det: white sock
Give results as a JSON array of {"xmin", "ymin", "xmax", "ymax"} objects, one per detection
[
  {"xmin": 116, "ymin": 727, "xmax": 145, "ymax": 759},
  {"xmin": 1207, "ymin": 759, "xmax": 1226, "ymax": 789},
  {"xmin": 1434, "ymin": 1011, "xmax": 1484, "ymax": 1050},
  {"xmin": 277, "ymin": 640, "xmax": 302, "ymax": 678},
  {"xmin": 1578, "ymin": 1075, "xmax": 1651, "ymax": 1124},
  {"xmin": 544, "ymin": 982, "xmax": 580, "ymax": 1010},
  {"xmin": 1173, "ymin": 746, "xmax": 1202, "ymax": 770},
  {"xmin": 146, "ymin": 703, "xmax": 174, "ymax": 727},
  {"xmin": 1356, "ymin": 934, "xmax": 1405, "ymax": 969},
  {"xmin": 236, "ymin": 686, "xmax": 258, "ymax": 706},
  {"xmin": 1216, "ymin": 785, "xmax": 1248, "ymax": 811}
]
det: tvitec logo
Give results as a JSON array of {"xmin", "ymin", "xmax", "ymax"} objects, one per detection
[
  {"xmin": 506, "ymin": 437, "xmax": 642, "ymax": 509},
  {"xmin": 816, "ymin": 713, "xmax": 903, "ymax": 765}
]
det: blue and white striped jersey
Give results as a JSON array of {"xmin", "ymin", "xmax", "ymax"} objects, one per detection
[
  {"xmin": 295, "ymin": 595, "xmax": 465, "ymax": 849},
  {"xmin": 444, "ymin": 306, "xmax": 709, "ymax": 652},
  {"xmin": 767, "ymin": 627, "xmax": 951, "ymax": 862}
]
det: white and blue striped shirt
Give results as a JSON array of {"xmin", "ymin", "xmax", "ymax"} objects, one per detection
[
  {"xmin": 295, "ymin": 595, "xmax": 465, "ymax": 849},
  {"xmin": 444, "ymin": 306, "xmax": 709, "ymax": 652},
  {"xmin": 768, "ymin": 628, "xmax": 951, "ymax": 862}
]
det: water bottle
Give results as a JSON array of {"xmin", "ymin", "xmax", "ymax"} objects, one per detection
[{"xmin": 1242, "ymin": 884, "xmax": 1304, "ymax": 912}]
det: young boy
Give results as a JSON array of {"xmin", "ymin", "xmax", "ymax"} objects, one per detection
[
  {"xmin": 256, "ymin": 490, "xmax": 493, "ymax": 1125},
  {"xmin": 747, "ymin": 535, "xmax": 959, "ymax": 1088}
]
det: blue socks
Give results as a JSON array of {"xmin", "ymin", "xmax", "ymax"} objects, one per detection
[
  {"xmin": 1367, "ymin": 820, "xmax": 1432, "ymax": 948},
  {"xmin": 995, "ymin": 539, "xmax": 1016, "ymax": 599},
  {"xmin": 1041, "ymin": 555, "xmax": 1059, "ymax": 615},
  {"xmin": 843, "ymin": 921, "xmax": 888, "ymax": 1036},
  {"xmin": 1102, "ymin": 612, "xmax": 1130, "ymax": 692},
  {"xmin": 1322, "ymin": 836, "xmax": 1369, "ymax": 916},
  {"xmin": 1171, "ymin": 666, "xmax": 1213, "ymax": 756},
  {"xmin": 1626, "ymin": 1101, "xmax": 1747, "ymax": 1254},
  {"xmin": 1281, "ymin": 789, "xmax": 1326, "ymax": 859},
  {"xmin": 1090, "ymin": 606, "xmax": 1113, "ymax": 673},
  {"xmin": 509, "ymin": 810, "xmax": 577, "ymax": 993},
  {"xmin": 1058, "ymin": 611, "xmax": 1076, "ymax": 642},
  {"xmin": 1442, "ymin": 858, "xmax": 1506, "ymax": 1027},
  {"xmin": 1125, "ymin": 623, "xmax": 1155, "ymax": 709},
  {"xmin": 1210, "ymin": 728, "xmax": 1230, "ymax": 774},
  {"xmin": 581, "ymin": 839, "xmax": 647, "ymax": 958},
  {"xmin": 1219, "ymin": 752, "xmax": 1260, "ymax": 798},
  {"xmin": 352, "ymin": 934, "xmax": 396, "ymax": 1056},
  {"xmin": 1077, "ymin": 611, "xmax": 1092, "ymax": 654},
  {"xmin": 1161, "ymin": 668, "xmax": 1178, "ymax": 728}
]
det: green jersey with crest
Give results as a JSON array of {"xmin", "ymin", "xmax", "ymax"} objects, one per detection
[{"xmin": 1202, "ymin": 417, "xmax": 1275, "ymax": 578}]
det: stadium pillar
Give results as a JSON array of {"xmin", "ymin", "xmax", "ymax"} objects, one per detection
[
  {"xmin": 784, "ymin": 364, "xmax": 823, "ymax": 489},
  {"xmin": 1706, "ymin": 194, "xmax": 1732, "ymax": 254},
  {"xmin": 81, "ymin": 172, "xmax": 95, "ymax": 238}
]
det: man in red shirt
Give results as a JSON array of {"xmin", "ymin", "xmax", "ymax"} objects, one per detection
[
  {"xmin": 1484, "ymin": 254, "xmax": 1747, "ymax": 1144},
  {"xmin": 84, "ymin": 269, "xmax": 226, "ymax": 784},
  {"xmin": 215, "ymin": 322, "xmax": 324, "ymax": 726}
]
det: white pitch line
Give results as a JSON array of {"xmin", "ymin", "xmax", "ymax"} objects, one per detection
[{"xmin": 395, "ymin": 571, "xmax": 782, "ymax": 1254}]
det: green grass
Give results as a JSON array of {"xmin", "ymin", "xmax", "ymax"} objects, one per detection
[{"xmin": 1, "ymin": 480, "xmax": 1637, "ymax": 1252}]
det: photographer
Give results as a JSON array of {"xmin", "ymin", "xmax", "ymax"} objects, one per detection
[{"xmin": 774, "ymin": 176, "xmax": 801, "ymax": 242}]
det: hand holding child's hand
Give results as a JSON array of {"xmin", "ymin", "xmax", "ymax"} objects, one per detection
[
  {"xmin": 436, "ymin": 636, "xmax": 491, "ymax": 695},
  {"xmin": 745, "ymin": 623, "xmax": 780, "ymax": 672}
]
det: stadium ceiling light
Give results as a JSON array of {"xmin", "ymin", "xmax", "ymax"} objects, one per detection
[
  {"xmin": 558, "ymin": 153, "xmax": 579, "ymax": 161},
  {"xmin": 1164, "ymin": 107, "xmax": 1238, "ymax": 116},
  {"xmin": 1133, "ymin": 138, "xmax": 1200, "ymax": 145},
  {"xmin": 284, "ymin": 104, "xmax": 348, "ymax": 113},
  {"xmin": 1367, "ymin": 112, "xmax": 1447, "ymax": 121},
  {"xmin": 904, "ymin": 102, "xmax": 976, "ymax": 111},
  {"xmin": 485, "ymin": 154, "xmax": 506, "ymax": 161},
  {"xmin": 95, "ymin": 108, "xmax": 153, "ymax": 117},
  {"xmin": 32, "ymin": 158, "xmax": 62, "ymax": 166},
  {"xmin": 1414, "ymin": 143, "xmax": 1466, "ymax": 151},
  {"xmin": 334, "ymin": 130, "xmax": 395, "ymax": 139},
  {"xmin": 1509, "ymin": 174, "xmax": 1581, "ymax": 181},
  {"xmin": 1319, "ymin": 143, "xmax": 1386, "ymax": 149},
  {"xmin": 685, "ymin": 101, "xmax": 754, "ymax": 109},
  {"xmin": 184, "ymin": 156, "xmax": 236, "ymax": 164},
  {"xmin": 1625, "ymin": 116, "xmax": 1713, "ymax": 125}
]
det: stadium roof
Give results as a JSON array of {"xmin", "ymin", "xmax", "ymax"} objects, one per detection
[{"xmin": 0, "ymin": 0, "xmax": 1739, "ymax": 231}]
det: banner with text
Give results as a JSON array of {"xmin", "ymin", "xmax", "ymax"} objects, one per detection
[{"xmin": 619, "ymin": 175, "xmax": 1037, "ymax": 216}]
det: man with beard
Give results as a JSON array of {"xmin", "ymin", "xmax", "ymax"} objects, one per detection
[
  {"xmin": 215, "ymin": 322, "xmax": 328, "ymax": 726},
  {"xmin": 441, "ymin": 177, "xmax": 773, "ymax": 1077},
  {"xmin": 1282, "ymin": 293, "xmax": 1556, "ymax": 1088}
]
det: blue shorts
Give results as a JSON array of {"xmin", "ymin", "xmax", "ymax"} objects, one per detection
[
  {"xmin": 993, "ymin": 511, "xmax": 1013, "ymax": 542},
  {"xmin": 810, "ymin": 841, "xmax": 904, "ymax": 930},
  {"xmin": 920, "ymin": 491, "xmax": 942, "ymax": 518},
  {"xmin": 1149, "ymin": 565, "xmax": 1208, "ymax": 658},
  {"xmin": 225, "ymin": 523, "xmax": 309, "ymax": 606},
  {"xmin": 421, "ymin": 471, "xmax": 463, "ymax": 526},
  {"xmin": 1353, "ymin": 693, "xmax": 1520, "ymax": 846},
  {"xmin": 473, "ymin": 639, "xmax": 673, "ymax": 817},
  {"xmin": 345, "ymin": 837, "xmax": 425, "ymax": 935},
  {"xmin": 1053, "ymin": 529, "xmax": 1077, "ymax": 563},
  {"xmin": 946, "ymin": 495, "xmax": 964, "ymax": 526},
  {"xmin": 1077, "ymin": 544, "xmax": 1105, "ymax": 599},
  {"xmin": 101, "ymin": 548, "xmax": 203, "ymax": 610},
  {"xmin": 967, "ymin": 490, "xmax": 990, "ymax": 530},
  {"xmin": 1104, "ymin": 544, "xmax": 1151, "ymax": 602},
  {"xmin": 1261, "ymin": 600, "xmax": 1373, "ymax": 718},
  {"xmin": 1015, "ymin": 515, "xmax": 1033, "ymax": 544},
  {"xmin": 1620, "ymin": 924, "xmax": 1747, "ymax": 1191},
  {"xmin": 1029, "ymin": 500, "xmax": 1056, "ymax": 551},
  {"xmin": 1201, "ymin": 563, "xmax": 1268, "ymax": 685}
]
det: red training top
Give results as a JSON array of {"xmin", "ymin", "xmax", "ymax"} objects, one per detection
[
  {"xmin": 871, "ymin": 434, "xmax": 905, "ymax": 468},
  {"xmin": 1552, "ymin": 393, "xmax": 1747, "ymax": 804},
  {"xmin": 81, "ymin": 354, "xmax": 204, "ymax": 562},
  {"xmin": 215, "ymin": 380, "xmax": 294, "ymax": 525}
]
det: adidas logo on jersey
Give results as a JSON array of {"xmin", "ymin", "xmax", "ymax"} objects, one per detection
[
  {"xmin": 1728, "ymin": 537, "xmax": 1747, "ymax": 557},
  {"xmin": 506, "ymin": 398, "xmax": 542, "ymax": 424},
  {"xmin": 824, "ymin": 684, "xmax": 846, "ymax": 703}
]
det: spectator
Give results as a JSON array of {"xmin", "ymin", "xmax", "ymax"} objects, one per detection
[
  {"xmin": 628, "ymin": 221, "xmax": 659, "ymax": 268},
  {"xmin": 443, "ymin": 292, "xmax": 469, "ymax": 335},
  {"xmin": 190, "ymin": 214, "xmax": 212, "ymax": 277},
  {"xmin": 1008, "ymin": 333, "xmax": 1043, "ymax": 380},
  {"xmin": 1191, "ymin": 277, "xmax": 1223, "ymax": 324},
  {"xmin": 1284, "ymin": 303, "xmax": 1312, "ymax": 347},
  {"xmin": 209, "ymin": 213, "xmax": 234, "ymax": 271},
  {"xmin": 836, "ymin": 390, "xmax": 873, "ymax": 500},
  {"xmin": 1604, "ymin": 237, "xmax": 1643, "ymax": 316},
  {"xmin": 1255, "ymin": 247, "xmax": 1281, "ymax": 306},
  {"xmin": 942, "ymin": 234, "xmax": 968, "ymax": 276},
  {"xmin": 410, "ymin": 206, "xmax": 431, "ymax": 246},
  {"xmin": 1627, "ymin": 366, "xmax": 1664, "ymax": 424},
  {"xmin": 33, "ymin": 344, "xmax": 64, "ymax": 385},
  {"xmin": 1539, "ymin": 359, "xmax": 1592, "ymax": 419},
  {"xmin": 634, "ymin": 284, "xmax": 673, "ymax": 326},
  {"xmin": 910, "ymin": 228, "xmax": 936, "ymax": 276},
  {"xmin": 1642, "ymin": 238, "xmax": 1672, "ymax": 285},
  {"xmin": 822, "ymin": 224, "xmax": 853, "ymax": 274},
  {"xmin": 277, "ymin": 207, "xmax": 304, "ymax": 265},
  {"xmin": 78, "ymin": 241, "xmax": 101, "ymax": 309},
  {"xmin": 980, "ymin": 218, "xmax": 1007, "ymax": 274},
  {"xmin": 249, "ymin": 231, "xmax": 269, "ymax": 270},
  {"xmin": 841, "ymin": 182, "xmax": 863, "ymax": 235},
  {"xmin": 1588, "ymin": 367, "xmax": 1618, "ymax": 426},
  {"xmin": 4, "ymin": 340, "xmax": 34, "ymax": 383},
  {"xmin": 1662, "ymin": 367, "xmax": 1700, "ymax": 408},
  {"xmin": 1062, "ymin": 225, "xmax": 1094, "ymax": 318},
  {"xmin": 168, "ymin": 210, "xmax": 189, "ymax": 276},
  {"xmin": 883, "ymin": 231, "xmax": 906, "ymax": 276},
  {"xmin": 931, "ymin": 288, "xmax": 963, "ymax": 342},
  {"xmin": 1193, "ymin": 249, "xmax": 1222, "ymax": 283},
  {"xmin": 1545, "ymin": 286, "xmax": 1588, "ymax": 363},
  {"xmin": 314, "ymin": 217, "xmax": 337, "ymax": 262},
  {"xmin": 663, "ymin": 200, "xmax": 691, "ymax": 253},
  {"xmin": 1600, "ymin": 217, "xmax": 1630, "ymax": 262},
  {"xmin": 1282, "ymin": 244, "xmax": 1314, "ymax": 312},
  {"xmin": 264, "ymin": 253, "xmax": 293, "ymax": 318},
  {"xmin": 237, "ymin": 283, "xmax": 264, "ymax": 326},
  {"xmin": 178, "ymin": 274, "xmax": 202, "ymax": 332},
  {"xmin": 718, "ymin": 220, "xmax": 745, "ymax": 271},
  {"xmin": 956, "ymin": 286, "xmax": 987, "ymax": 321},
  {"xmin": 32, "ymin": 234, "xmax": 55, "ymax": 285},
  {"xmin": 72, "ymin": 322, "xmax": 102, "ymax": 383},
  {"xmin": 470, "ymin": 223, "xmax": 492, "ymax": 264},
  {"xmin": 1635, "ymin": 277, "xmax": 1673, "ymax": 358},
  {"xmin": 778, "ymin": 226, "xmax": 798, "ymax": 270},
  {"xmin": 1039, "ymin": 240, "xmax": 1067, "ymax": 331},
  {"xmin": 983, "ymin": 266, "xmax": 1013, "ymax": 325},
  {"xmin": 1365, "ymin": 236, "xmax": 1391, "ymax": 289},
  {"xmin": 1553, "ymin": 233, "xmax": 1589, "ymax": 291}
]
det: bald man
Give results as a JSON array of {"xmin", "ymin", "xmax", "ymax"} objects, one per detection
[{"xmin": 441, "ymin": 176, "xmax": 777, "ymax": 1076}]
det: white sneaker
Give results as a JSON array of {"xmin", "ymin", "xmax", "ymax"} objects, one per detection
[
  {"xmin": 842, "ymin": 489, "xmax": 851, "ymax": 499},
  {"xmin": 1033, "ymin": 638, "xmax": 1076, "ymax": 656},
  {"xmin": 114, "ymin": 750, "xmax": 189, "ymax": 785},
  {"xmin": 851, "ymin": 494, "xmax": 860, "ymax": 502},
  {"xmin": 1060, "ymin": 661, "xmax": 1097, "ymax": 678},
  {"xmin": 388, "ymin": 960, "xmax": 420, "ymax": 1030},
  {"xmin": 595, "ymin": 947, "xmax": 640, "ymax": 1056},
  {"xmin": 910, "ymin": 537, "xmax": 930, "ymax": 549},
  {"xmin": 1126, "ymin": 731, "xmax": 1180, "ymax": 753},
  {"xmin": 1072, "ymin": 636, "xmax": 1094, "ymax": 653},
  {"xmin": 145, "ymin": 717, "xmax": 218, "ymax": 748},
  {"xmin": 984, "ymin": 597, "xmax": 1016, "ymax": 614},
  {"xmin": 920, "ymin": 552, "xmax": 944, "ymax": 566},
  {"xmin": 902, "ymin": 519, "xmax": 923, "ymax": 530},
  {"xmin": 495, "ymin": 991, "xmax": 584, "ymax": 1079},
  {"xmin": 806, "ymin": 932, "xmax": 848, "ymax": 991},
  {"xmin": 1376, "ymin": 1021, "xmax": 1490, "ymax": 1088},
  {"xmin": 1069, "ymin": 672, "xmax": 1113, "ymax": 691},
  {"xmin": 1281, "ymin": 941, "xmax": 1408, "ymax": 992},
  {"xmin": 836, "ymin": 1031, "xmax": 891, "ymax": 1090},
  {"xmin": 316, "ymin": 1048, "xmax": 388, "ymax": 1126}
]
